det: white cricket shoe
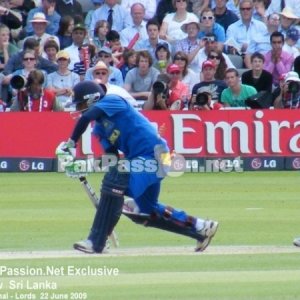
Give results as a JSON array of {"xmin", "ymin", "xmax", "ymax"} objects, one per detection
[
  {"xmin": 73, "ymin": 239, "xmax": 110, "ymax": 253},
  {"xmin": 73, "ymin": 239, "xmax": 95, "ymax": 254},
  {"xmin": 293, "ymin": 237, "xmax": 300, "ymax": 247},
  {"xmin": 195, "ymin": 220, "xmax": 219, "ymax": 252}
]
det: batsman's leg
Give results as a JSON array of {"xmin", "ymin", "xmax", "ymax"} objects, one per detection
[
  {"xmin": 74, "ymin": 167, "xmax": 129, "ymax": 253},
  {"xmin": 130, "ymin": 182, "xmax": 218, "ymax": 252}
]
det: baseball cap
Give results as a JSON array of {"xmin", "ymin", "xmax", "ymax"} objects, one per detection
[
  {"xmin": 56, "ymin": 50, "xmax": 70, "ymax": 60},
  {"xmin": 156, "ymin": 42, "xmax": 169, "ymax": 52},
  {"xmin": 30, "ymin": 12, "xmax": 49, "ymax": 23},
  {"xmin": 167, "ymin": 63, "xmax": 180, "ymax": 74},
  {"xmin": 286, "ymin": 28, "xmax": 299, "ymax": 41},
  {"xmin": 284, "ymin": 71, "xmax": 300, "ymax": 83},
  {"xmin": 202, "ymin": 60, "xmax": 215, "ymax": 69},
  {"xmin": 93, "ymin": 61, "xmax": 110, "ymax": 73},
  {"xmin": 73, "ymin": 23, "xmax": 86, "ymax": 32},
  {"xmin": 98, "ymin": 46, "xmax": 112, "ymax": 55}
]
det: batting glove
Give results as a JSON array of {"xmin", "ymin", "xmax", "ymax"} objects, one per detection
[{"xmin": 56, "ymin": 139, "xmax": 76, "ymax": 167}]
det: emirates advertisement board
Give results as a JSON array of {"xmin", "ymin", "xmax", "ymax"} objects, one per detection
[{"xmin": 1, "ymin": 110, "xmax": 300, "ymax": 171}]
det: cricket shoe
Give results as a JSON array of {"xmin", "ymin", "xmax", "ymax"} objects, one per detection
[
  {"xmin": 73, "ymin": 239, "xmax": 95, "ymax": 254},
  {"xmin": 195, "ymin": 220, "xmax": 219, "ymax": 252},
  {"xmin": 73, "ymin": 239, "xmax": 110, "ymax": 254},
  {"xmin": 293, "ymin": 237, "xmax": 300, "ymax": 247}
]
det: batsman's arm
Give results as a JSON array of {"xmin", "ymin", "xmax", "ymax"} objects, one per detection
[{"xmin": 70, "ymin": 106, "xmax": 106, "ymax": 143}]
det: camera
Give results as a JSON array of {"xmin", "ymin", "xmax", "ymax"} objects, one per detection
[
  {"xmin": 10, "ymin": 75, "xmax": 27, "ymax": 90},
  {"xmin": 195, "ymin": 92, "xmax": 210, "ymax": 106},
  {"xmin": 153, "ymin": 81, "xmax": 168, "ymax": 96},
  {"xmin": 287, "ymin": 81, "xmax": 300, "ymax": 94}
]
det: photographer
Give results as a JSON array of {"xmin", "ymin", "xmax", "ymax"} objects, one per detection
[
  {"xmin": 10, "ymin": 69, "xmax": 55, "ymax": 111},
  {"xmin": 189, "ymin": 90, "xmax": 223, "ymax": 111},
  {"xmin": 143, "ymin": 73, "xmax": 170, "ymax": 110},
  {"xmin": 273, "ymin": 71, "xmax": 300, "ymax": 109}
]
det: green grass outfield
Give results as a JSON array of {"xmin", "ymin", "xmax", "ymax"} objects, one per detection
[{"xmin": 0, "ymin": 172, "xmax": 299, "ymax": 300}]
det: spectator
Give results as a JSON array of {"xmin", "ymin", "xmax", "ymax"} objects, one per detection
[
  {"xmin": 155, "ymin": 0, "xmax": 176, "ymax": 25},
  {"xmin": 85, "ymin": 0, "xmax": 103, "ymax": 32},
  {"xmin": 47, "ymin": 50, "xmax": 80, "ymax": 110},
  {"xmin": 266, "ymin": 0, "xmax": 300, "ymax": 19},
  {"xmin": 92, "ymin": 20, "xmax": 109, "ymax": 51},
  {"xmin": 10, "ymin": 69, "xmax": 55, "ymax": 111},
  {"xmin": 106, "ymin": 30, "xmax": 125, "ymax": 67},
  {"xmin": 189, "ymin": 90, "xmax": 223, "ymax": 110},
  {"xmin": 0, "ymin": 1, "xmax": 23, "ymax": 29},
  {"xmin": 159, "ymin": 0, "xmax": 199, "ymax": 45},
  {"xmin": 89, "ymin": 0, "xmax": 131, "ymax": 37},
  {"xmin": 55, "ymin": 0, "xmax": 83, "ymax": 18},
  {"xmin": 165, "ymin": 63, "xmax": 189, "ymax": 109},
  {"xmin": 252, "ymin": 0, "xmax": 267, "ymax": 22},
  {"xmin": 244, "ymin": 12, "xmax": 280, "ymax": 68},
  {"xmin": 3, "ymin": 37, "xmax": 58, "ymax": 76},
  {"xmin": 283, "ymin": 28, "xmax": 300, "ymax": 58},
  {"xmin": 192, "ymin": 60, "xmax": 227, "ymax": 103},
  {"xmin": 43, "ymin": 38, "xmax": 59, "ymax": 63},
  {"xmin": 206, "ymin": 49, "xmax": 228, "ymax": 81},
  {"xmin": 226, "ymin": 0, "xmax": 268, "ymax": 54},
  {"xmin": 22, "ymin": 12, "xmax": 60, "ymax": 55},
  {"xmin": 4, "ymin": 50, "xmax": 48, "ymax": 89},
  {"xmin": 124, "ymin": 50, "xmax": 159, "ymax": 101},
  {"xmin": 278, "ymin": 7, "xmax": 300, "ymax": 49},
  {"xmin": 73, "ymin": 44, "xmax": 96, "ymax": 80},
  {"xmin": 153, "ymin": 42, "xmax": 171, "ymax": 73},
  {"xmin": 189, "ymin": 0, "xmax": 209, "ymax": 16},
  {"xmin": 293, "ymin": 55, "xmax": 300, "ymax": 77},
  {"xmin": 198, "ymin": 8, "xmax": 225, "ymax": 51},
  {"xmin": 273, "ymin": 71, "xmax": 300, "ymax": 109},
  {"xmin": 175, "ymin": 21, "xmax": 202, "ymax": 72},
  {"xmin": 242, "ymin": 52, "xmax": 273, "ymax": 92},
  {"xmin": 85, "ymin": 46, "xmax": 124, "ymax": 86},
  {"xmin": 172, "ymin": 51, "xmax": 198, "ymax": 94},
  {"xmin": 213, "ymin": 0, "xmax": 239, "ymax": 32},
  {"xmin": 119, "ymin": 49, "xmax": 137, "ymax": 80},
  {"xmin": 26, "ymin": 0, "xmax": 61, "ymax": 36},
  {"xmin": 57, "ymin": 15, "xmax": 74, "ymax": 50},
  {"xmin": 91, "ymin": 60, "xmax": 138, "ymax": 107},
  {"xmin": 64, "ymin": 23, "xmax": 87, "ymax": 71},
  {"xmin": 134, "ymin": 18, "xmax": 171, "ymax": 63},
  {"xmin": 264, "ymin": 31, "xmax": 294, "ymax": 86},
  {"xmin": 221, "ymin": 68, "xmax": 257, "ymax": 107},
  {"xmin": 121, "ymin": 0, "xmax": 156, "ymax": 21},
  {"xmin": 193, "ymin": 33, "xmax": 235, "ymax": 74},
  {"xmin": 120, "ymin": 3, "xmax": 148, "ymax": 48},
  {"xmin": 0, "ymin": 24, "xmax": 19, "ymax": 72}
]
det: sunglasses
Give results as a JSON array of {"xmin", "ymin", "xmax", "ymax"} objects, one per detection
[
  {"xmin": 176, "ymin": 0, "xmax": 186, "ymax": 2},
  {"xmin": 209, "ymin": 55, "xmax": 220, "ymax": 59},
  {"xmin": 240, "ymin": 7, "xmax": 252, "ymax": 11},
  {"xmin": 202, "ymin": 16, "xmax": 214, "ymax": 20},
  {"xmin": 170, "ymin": 71, "xmax": 180, "ymax": 75},
  {"xmin": 23, "ymin": 57, "xmax": 35, "ymax": 61},
  {"xmin": 174, "ymin": 57, "xmax": 186, "ymax": 61},
  {"xmin": 203, "ymin": 37, "xmax": 215, "ymax": 42},
  {"xmin": 95, "ymin": 71, "xmax": 108, "ymax": 75}
]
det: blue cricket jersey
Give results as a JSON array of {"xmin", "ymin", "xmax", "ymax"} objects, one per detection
[{"xmin": 92, "ymin": 94, "xmax": 170, "ymax": 198}]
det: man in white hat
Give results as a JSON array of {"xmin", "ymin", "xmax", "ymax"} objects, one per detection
[
  {"xmin": 26, "ymin": 0, "xmax": 61, "ymax": 36},
  {"xmin": 92, "ymin": 60, "xmax": 138, "ymax": 107},
  {"xmin": 23, "ymin": 12, "xmax": 60, "ymax": 55},
  {"xmin": 273, "ymin": 71, "xmax": 300, "ymax": 108}
]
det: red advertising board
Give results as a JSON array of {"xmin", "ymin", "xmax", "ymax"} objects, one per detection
[{"xmin": 1, "ymin": 110, "xmax": 300, "ymax": 158}]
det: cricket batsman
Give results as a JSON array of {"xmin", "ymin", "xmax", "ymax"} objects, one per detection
[{"xmin": 56, "ymin": 80, "xmax": 219, "ymax": 253}]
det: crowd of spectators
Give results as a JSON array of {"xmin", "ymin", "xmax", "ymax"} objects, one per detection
[{"xmin": 0, "ymin": 0, "xmax": 300, "ymax": 112}]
